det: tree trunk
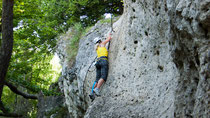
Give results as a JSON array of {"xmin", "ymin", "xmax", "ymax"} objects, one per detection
[{"xmin": 0, "ymin": 0, "xmax": 14, "ymax": 103}]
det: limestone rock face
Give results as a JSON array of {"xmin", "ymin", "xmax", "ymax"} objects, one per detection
[{"xmin": 57, "ymin": 0, "xmax": 209, "ymax": 118}]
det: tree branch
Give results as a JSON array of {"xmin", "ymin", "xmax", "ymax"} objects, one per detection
[{"xmin": 5, "ymin": 82, "xmax": 38, "ymax": 99}]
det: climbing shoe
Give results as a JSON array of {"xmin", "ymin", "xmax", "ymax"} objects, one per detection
[
  {"xmin": 93, "ymin": 88, "xmax": 100, "ymax": 96},
  {"xmin": 89, "ymin": 93, "xmax": 95, "ymax": 102}
]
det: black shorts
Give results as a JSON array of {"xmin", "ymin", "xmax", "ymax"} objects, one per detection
[{"xmin": 95, "ymin": 58, "xmax": 108, "ymax": 83}]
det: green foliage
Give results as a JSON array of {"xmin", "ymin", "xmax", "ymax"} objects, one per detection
[
  {"xmin": 5, "ymin": 0, "xmax": 63, "ymax": 95},
  {"xmin": 2, "ymin": 87, "xmax": 14, "ymax": 112},
  {"xmin": 2, "ymin": 86, "xmax": 38, "ymax": 117},
  {"xmin": 2, "ymin": 0, "xmax": 123, "ymax": 97},
  {"xmin": 1, "ymin": 1, "xmax": 62, "ymax": 115},
  {"xmin": 7, "ymin": 42, "xmax": 55, "ymax": 92},
  {"xmin": 75, "ymin": 0, "xmax": 123, "ymax": 26}
]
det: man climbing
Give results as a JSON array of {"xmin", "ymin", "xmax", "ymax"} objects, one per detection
[{"xmin": 89, "ymin": 33, "xmax": 112, "ymax": 100}]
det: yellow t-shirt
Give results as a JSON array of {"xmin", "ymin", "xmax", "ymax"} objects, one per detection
[{"xmin": 96, "ymin": 47, "xmax": 108, "ymax": 58}]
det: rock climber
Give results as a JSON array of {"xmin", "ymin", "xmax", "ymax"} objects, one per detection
[{"xmin": 89, "ymin": 33, "xmax": 112, "ymax": 100}]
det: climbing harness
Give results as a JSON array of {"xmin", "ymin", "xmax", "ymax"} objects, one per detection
[{"xmin": 96, "ymin": 56, "xmax": 108, "ymax": 61}]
